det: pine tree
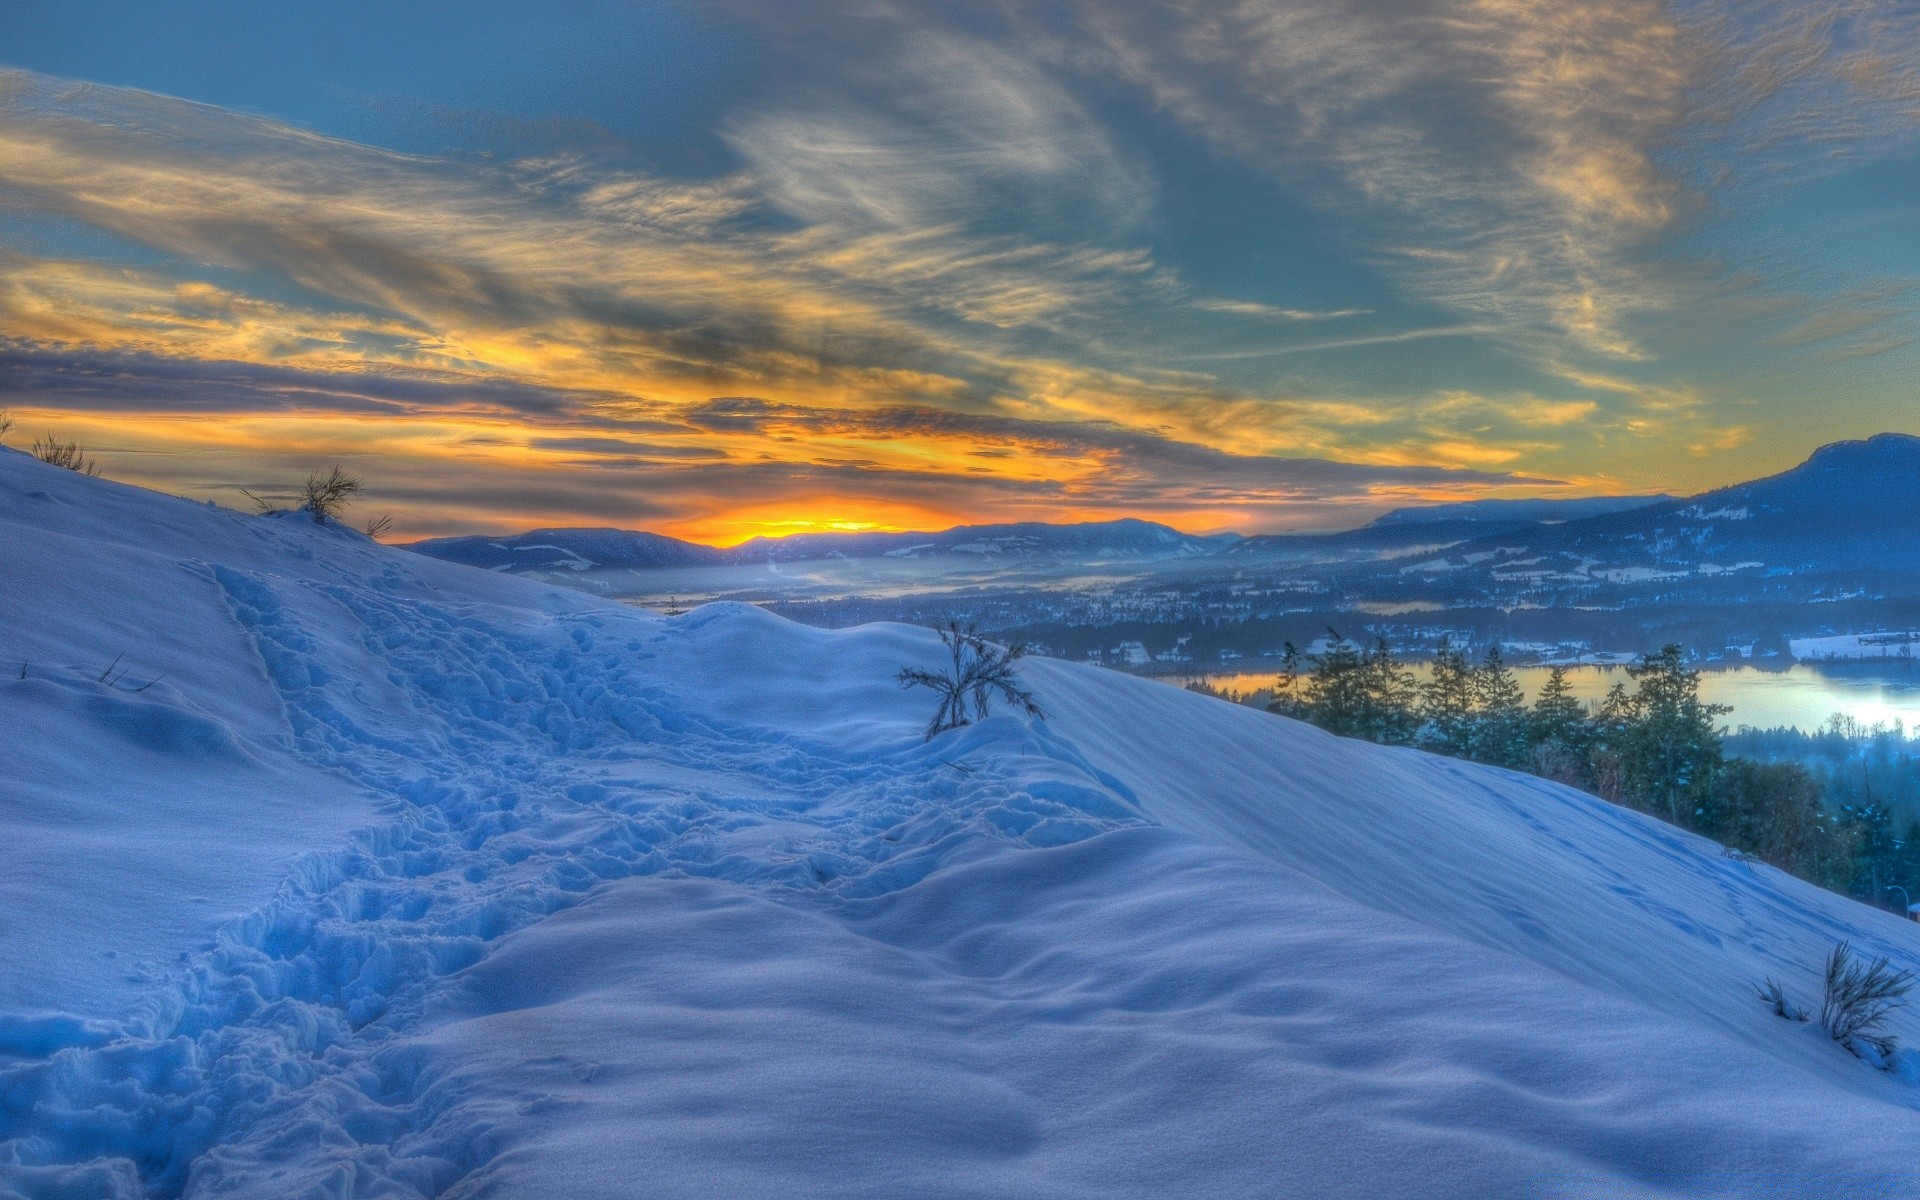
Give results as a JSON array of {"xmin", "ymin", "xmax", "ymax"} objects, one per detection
[
  {"xmin": 1418, "ymin": 640, "xmax": 1476, "ymax": 757},
  {"xmin": 1616, "ymin": 645, "xmax": 1729, "ymax": 825},
  {"xmin": 1363, "ymin": 638, "xmax": 1418, "ymax": 745},
  {"xmin": 1301, "ymin": 633, "xmax": 1414, "ymax": 743},
  {"xmin": 1530, "ymin": 666, "xmax": 1586, "ymax": 747},
  {"xmin": 1527, "ymin": 665, "xmax": 1590, "ymax": 783},
  {"xmin": 1469, "ymin": 645, "xmax": 1529, "ymax": 768},
  {"xmin": 1842, "ymin": 791, "xmax": 1899, "ymax": 906},
  {"xmin": 1269, "ymin": 641, "xmax": 1306, "ymax": 718},
  {"xmin": 1302, "ymin": 633, "xmax": 1372, "ymax": 739}
]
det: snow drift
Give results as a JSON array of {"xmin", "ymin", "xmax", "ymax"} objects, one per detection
[{"xmin": 2, "ymin": 448, "xmax": 1918, "ymax": 1199}]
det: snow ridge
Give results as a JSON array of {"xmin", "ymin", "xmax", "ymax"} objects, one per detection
[{"xmin": 4, "ymin": 556, "xmax": 1137, "ymax": 1197}]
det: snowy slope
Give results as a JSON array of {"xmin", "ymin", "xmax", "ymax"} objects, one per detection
[{"xmin": 3, "ymin": 448, "xmax": 1920, "ymax": 1198}]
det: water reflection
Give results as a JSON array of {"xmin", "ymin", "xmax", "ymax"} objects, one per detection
[{"xmin": 1171, "ymin": 661, "xmax": 1920, "ymax": 733}]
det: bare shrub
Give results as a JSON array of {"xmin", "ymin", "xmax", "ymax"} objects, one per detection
[
  {"xmin": 899, "ymin": 622, "xmax": 1044, "ymax": 740},
  {"xmin": 0, "ymin": 410, "xmax": 13, "ymax": 443},
  {"xmin": 1528, "ymin": 738, "xmax": 1585, "ymax": 788},
  {"xmin": 32, "ymin": 436, "xmax": 100, "ymax": 476},
  {"xmin": 364, "ymin": 513, "xmax": 394, "ymax": 540},
  {"xmin": 300, "ymin": 466, "xmax": 362, "ymax": 524},
  {"xmin": 1820, "ymin": 941, "xmax": 1913, "ymax": 1059},
  {"xmin": 1754, "ymin": 976, "xmax": 1807, "ymax": 1022}
]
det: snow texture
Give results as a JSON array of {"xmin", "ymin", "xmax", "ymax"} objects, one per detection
[{"xmin": 2, "ymin": 447, "xmax": 1919, "ymax": 1198}]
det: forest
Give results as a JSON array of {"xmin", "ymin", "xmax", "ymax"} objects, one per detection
[{"xmin": 1244, "ymin": 637, "xmax": 1920, "ymax": 914}]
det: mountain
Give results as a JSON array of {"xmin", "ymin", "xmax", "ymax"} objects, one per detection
[
  {"xmin": 1227, "ymin": 518, "xmax": 1532, "ymax": 562},
  {"xmin": 403, "ymin": 503, "xmax": 1678, "ymax": 583},
  {"xmin": 1397, "ymin": 433, "xmax": 1920, "ymax": 598},
  {"xmin": 406, "ymin": 526, "xmax": 722, "ymax": 572},
  {"xmin": 1369, "ymin": 494, "xmax": 1673, "ymax": 527},
  {"xmin": 728, "ymin": 517, "xmax": 1236, "ymax": 563},
  {"xmin": 1220, "ymin": 496, "xmax": 1670, "ymax": 566},
  {"xmin": 8, "ymin": 446, "xmax": 1920, "ymax": 1195},
  {"xmin": 407, "ymin": 516, "xmax": 1236, "ymax": 577}
]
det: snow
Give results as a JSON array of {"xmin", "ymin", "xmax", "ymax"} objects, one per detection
[
  {"xmin": 1791, "ymin": 632, "xmax": 1920, "ymax": 661},
  {"xmin": 1679, "ymin": 506, "xmax": 1752, "ymax": 521},
  {"xmin": 4, "ymin": 447, "xmax": 1920, "ymax": 1197}
]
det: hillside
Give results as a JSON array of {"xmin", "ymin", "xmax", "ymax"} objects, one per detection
[
  {"xmin": 5, "ymin": 448, "xmax": 1920, "ymax": 1197},
  {"xmin": 406, "ymin": 525, "xmax": 724, "ymax": 573},
  {"xmin": 1368, "ymin": 494, "xmax": 1672, "ymax": 527},
  {"xmin": 1403, "ymin": 434, "xmax": 1920, "ymax": 598}
]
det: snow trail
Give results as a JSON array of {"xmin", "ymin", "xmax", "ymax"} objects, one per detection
[{"xmin": 2, "ymin": 565, "xmax": 1139, "ymax": 1197}]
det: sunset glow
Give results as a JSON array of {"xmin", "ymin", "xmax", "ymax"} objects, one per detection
[{"xmin": 5, "ymin": 3, "xmax": 1920, "ymax": 540}]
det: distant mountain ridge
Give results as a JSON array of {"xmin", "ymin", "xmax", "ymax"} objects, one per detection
[
  {"xmin": 1370, "ymin": 495, "xmax": 1672, "ymax": 527},
  {"xmin": 405, "ymin": 437, "xmax": 1920, "ymax": 591},
  {"xmin": 730, "ymin": 517, "xmax": 1236, "ymax": 563},
  {"xmin": 1222, "ymin": 494, "xmax": 1673, "ymax": 562},
  {"xmin": 1397, "ymin": 433, "xmax": 1920, "ymax": 594},
  {"xmin": 406, "ymin": 517, "xmax": 1234, "ymax": 575},
  {"xmin": 406, "ymin": 527, "xmax": 723, "ymax": 573}
]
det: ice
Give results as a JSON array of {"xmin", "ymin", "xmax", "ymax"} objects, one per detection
[{"xmin": 3, "ymin": 445, "xmax": 1920, "ymax": 1198}]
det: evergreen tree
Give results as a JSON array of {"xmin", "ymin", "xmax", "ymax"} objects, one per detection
[
  {"xmin": 1587, "ymin": 681, "xmax": 1637, "ymax": 803},
  {"xmin": 1301, "ymin": 632, "xmax": 1415, "ymax": 743},
  {"xmin": 1527, "ymin": 666, "xmax": 1590, "ymax": 784},
  {"xmin": 1469, "ymin": 645, "xmax": 1529, "ymax": 768},
  {"xmin": 1893, "ymin": 820, "xmax": 1920, "ymax": 915},
  {"xmin": 1841, "ymin": 793, "xmax": 1899, "ymax": 906},
  {"xmin": 1302, "ymin": 633, "xmax": 1373, "ymax": 739},
  {"xmin": 1268, "ymin": 631, "xmax": 1920, "ymax": 917},
  {"xmin": 1616, "ymin": 645, "xmax": 1729, "ymax": 824},
  {"xmin": 1362, "ymin": 638, "xmax": 1418, "ymax": 745},
  {"xmin": 1418, "ymin": 640, "xmax": 1476, "ymax": 756},
  {"xmin": 1530, "ymin": 666, "xmax": 1586, "ymax": 747},
  {"xmin": 1269, "ymin": 641, "xmax": 1305, "ymax": 718}
]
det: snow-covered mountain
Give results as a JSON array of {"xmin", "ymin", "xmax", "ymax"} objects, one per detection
[
  {"xmin": 408, "ymin": 516, "xmax": 1232, "ymax": 579},
  {"xmin": 407, "ymin": 525, "xmax": 723, "ymax": 573},
  {"xmin": 1368, "ymin": 493, "xmax": 1673, "ymax": 527},
  {"xmin": 1401, "ymin": 434, "xmax": 1920, "ymax": 595},
  {"xmin": 6, "ymin": 446, "xmax": 1920, "ymax": 1198},
  {"xmin": 727, "ymin": 516, "xmax": 1236, "ymax": 562}
]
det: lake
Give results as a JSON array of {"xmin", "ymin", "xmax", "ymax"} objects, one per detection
[{"xmin": 1170, "ymin": 661, "xmax": 1920, "ymax": 733}]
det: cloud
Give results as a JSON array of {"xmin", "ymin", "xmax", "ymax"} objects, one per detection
[
  {"xmin": 722, "ymin": 26, "xmax": 1151, "ymax": 238},
  {"xmin": 990, "ymin": 0, "xmax": 1693, "ymax": 359},
  {"xmin": 1173, "ymin": 324, "xmax": 1501, "ymax": 361},
  {"xmin": 3, "ymin": 344, "xmax": 1560, "ymax": 540},
  {"xmin": 1811, "ymin": 334, "xmax": 1914, "ymax": 364},
  {"xmin": 975, "ymin": 0, "xmax": 1920, "ymax": 368},
  {"xmin": 1771, "ymin": 307, "xmax": 1899, "ymax": 347},
  {"xmin": 1190, "ymin": 300, "xmax": 1372, "ymax": 320},
  {"xmin": 528, "ymin": 437, "xmax": 730, "ymax": 461},
  {"xmin": 5, "ymin": 0, "xmax": 1917, "ymax": 538}
]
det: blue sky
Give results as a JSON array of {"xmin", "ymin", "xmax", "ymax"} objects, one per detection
[{"xmin": 2, "ymin": 0, "xmax": 1918, "ymax": 541}]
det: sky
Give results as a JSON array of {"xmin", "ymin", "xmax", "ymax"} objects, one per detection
[{"xmin": 2, "ymin": 1, "xmax": 1919, "ymax": 544}]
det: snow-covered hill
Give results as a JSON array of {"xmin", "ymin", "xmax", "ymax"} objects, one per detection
[
  {"xmin": 1406, "ymin": 433, "xmax": 1920, "ymax": 593},
  {"xmin": 405, "ymin": 526, "xmax": 725, "ymax": 573},
  {"xmin": 4, "ymin": 448, "xmax": 1920, "ymax": 1198}
]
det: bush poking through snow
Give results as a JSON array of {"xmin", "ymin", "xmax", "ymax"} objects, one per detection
[
  {"xmin": 1820, "ymin": 941, "xmax": 1913, "ymax": 1059},
  {"xmin": 899, "ymin": 622, "xmax": 1044, "ymax": 740},
  {"xmin": 364, "ymin": 513, "xmax": 394, "ymax": 541},
  {"xmin": 0, "ymin": 410, "xmax": 13, "ymax": 443},
  {"xmin": 32, "ymin": 436, "xmax": 100, "ymax": 476},
  {"xmin": 1755, "ymin": 977, "xmax": 1807, "ymax": 1021},
  {"xmin": 300, "ymin": 467, "xmax": 362, "ymax": 524}
]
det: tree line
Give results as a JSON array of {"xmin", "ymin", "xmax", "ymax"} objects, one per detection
[{"xmin": 1252, "ymin": 635, "xmax": 1920, "ymax": 912}]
